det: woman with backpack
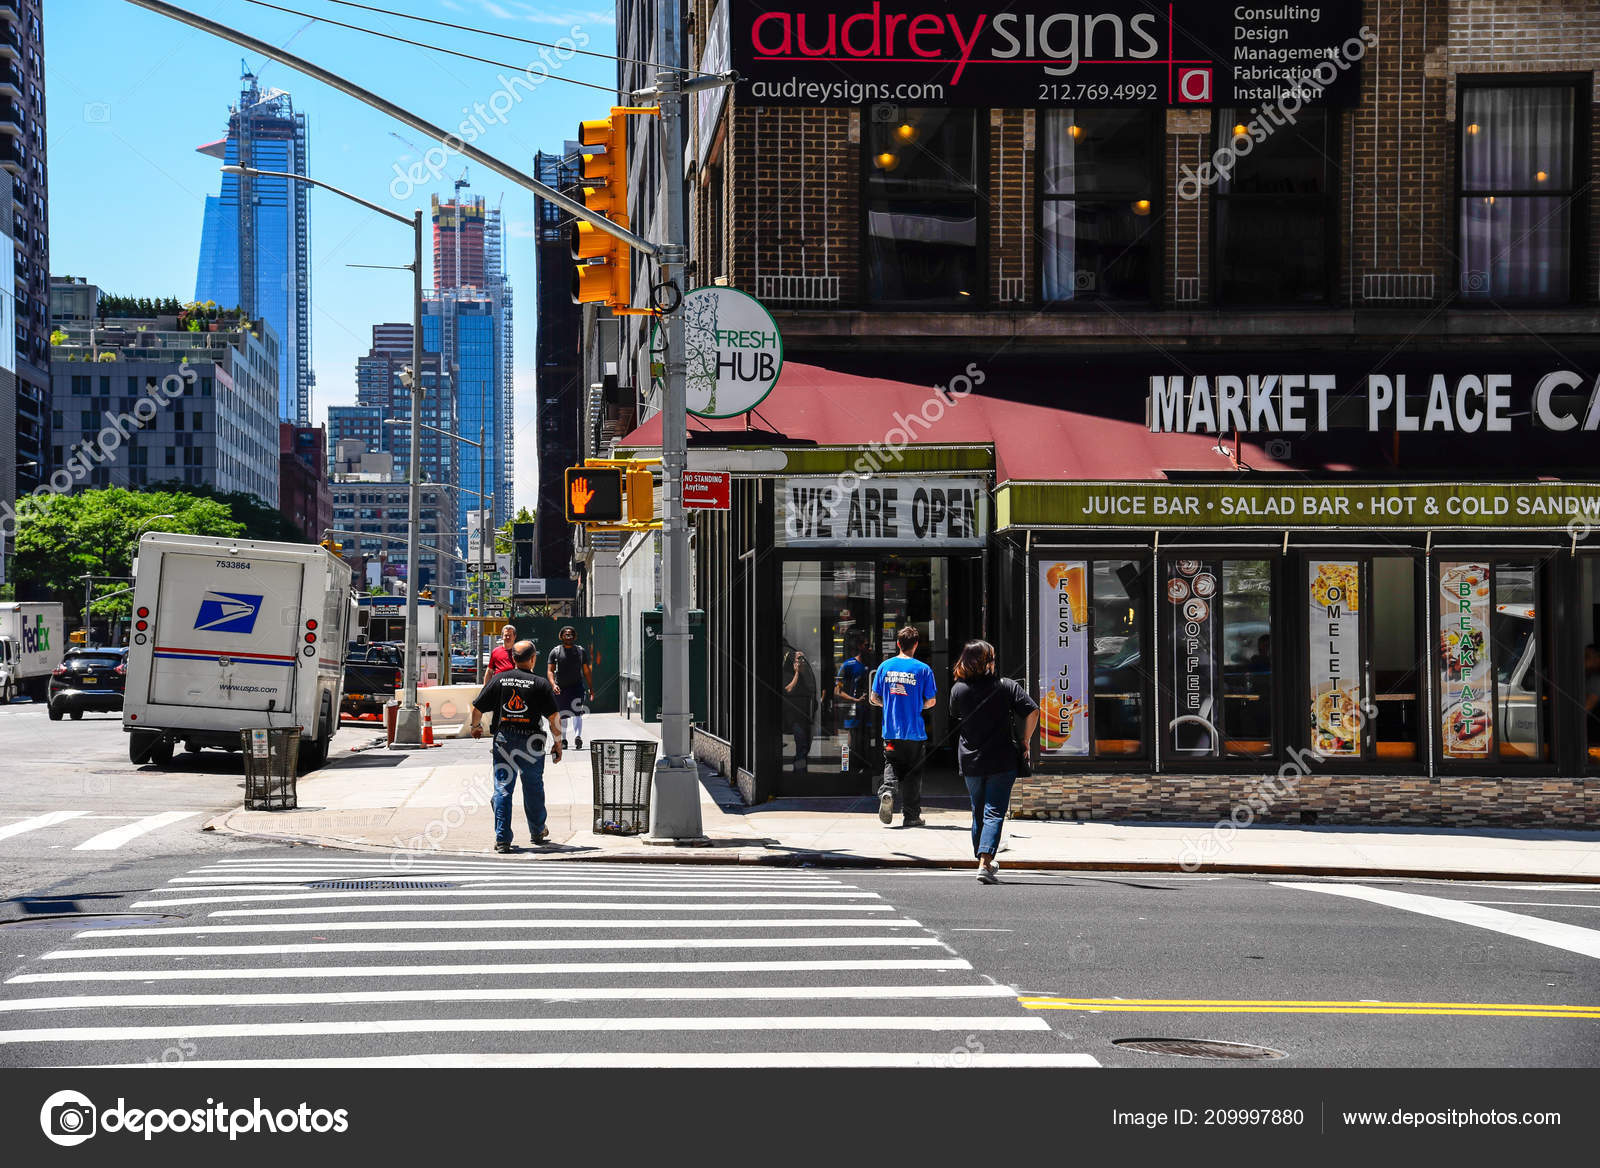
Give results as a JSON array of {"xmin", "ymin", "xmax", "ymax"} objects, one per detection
[{"xmin": 949, "ymin": 640, "xmax": 1039, "ymax": 885}]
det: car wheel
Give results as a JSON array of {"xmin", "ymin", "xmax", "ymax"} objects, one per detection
[
  {"xmin": 70, "ymin": 709, "xmax": 83, "ymax": 720},
  {"xmin": 183, "ymin": 741, "xmax": 203, "ymax": 753},
  {"xmin": 48, "ymin": 701, "xmax": 63, "ymax": 721},
  {"xmin": 149, "ymin": 739, "xmax": 175, "ymax": 767}
]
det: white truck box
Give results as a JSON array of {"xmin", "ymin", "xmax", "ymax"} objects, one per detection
[
  {"xmin": 0, "ymin": 601, "xmax": 66, "ymax": 701},
  {"xmin": 122, "ymin": 533, "xmax": 355, "ymax": 768}
]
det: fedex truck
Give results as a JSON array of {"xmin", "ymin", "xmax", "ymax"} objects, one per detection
[
  {"xmin": 0, "ymin": 602, "xmax": 65, "ymax": 702},
  {"xmin": 122, "ymin": 533, "xmax": 356, "ymax": 769}
]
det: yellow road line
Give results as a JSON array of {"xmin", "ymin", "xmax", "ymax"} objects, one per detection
[{"xmin": 1018, "ymin": 997, "xmax": 1600, "ymax": 1020}]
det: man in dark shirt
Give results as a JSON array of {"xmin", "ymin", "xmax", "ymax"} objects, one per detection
[
  {"xmin": 834, "ymin": 636, "xmax": 872, "ymax": 784},
  {"xmin": 471, "ymin": 640, "xmax": 562, "ymax": 853},
  {"xmin": 547, "ymin": 626, "xmax": 595, "ymax": 749},
  {"xmin": 782, "ymin": 644, "xmax": 817, "ymax": 772}
]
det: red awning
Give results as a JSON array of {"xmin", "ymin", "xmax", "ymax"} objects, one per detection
[{"xmin": 619, "ymin": 360, "xmax": 1292, "ymax": 482}]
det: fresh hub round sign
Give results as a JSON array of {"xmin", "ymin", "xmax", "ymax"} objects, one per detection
[{"xmin": 674, "ymin": 287, "xmax": 784, "ymax": 419}]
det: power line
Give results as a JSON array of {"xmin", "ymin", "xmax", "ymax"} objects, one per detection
[
  {"xmin": 240, "ymin": 0, "xmax": 621, "ymax": 95},
  {"xmin": 322, "ymin": 0, "xmax": 711, "ymax": 78}
]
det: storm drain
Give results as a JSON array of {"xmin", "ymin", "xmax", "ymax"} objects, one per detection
[
  {"xmin": 0, "ymin": 914, "xmax": 184, "ymax": 930},
  {"xmin": 301, "ymin": 880, "xmax": 456, "ymax": 891},
  {"xmin": 1112, "ymin": 1038, "xmax": 1286, "ymax": 1061}
]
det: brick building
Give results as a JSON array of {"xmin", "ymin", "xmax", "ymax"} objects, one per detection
[
  {"xmin": 602, "ymin": 0, "xmax": 1600, "ymax": 824},
  {"xmin": 279, "ymin": 422, "xmax": 332, "ymax": 544}
]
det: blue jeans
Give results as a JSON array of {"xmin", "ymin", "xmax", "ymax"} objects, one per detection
[
  {"xmin": 964, "ymin": 771, "xmax": 1017, "ymax": 858},
  {"xmin": 492, "ymin": 734, "xmax": 548, "ymax": 844}
]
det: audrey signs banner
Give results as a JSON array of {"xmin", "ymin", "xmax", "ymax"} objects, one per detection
[{"xmin": 729, "ymin": 1, "xmax": 1365, "ymax": 108}]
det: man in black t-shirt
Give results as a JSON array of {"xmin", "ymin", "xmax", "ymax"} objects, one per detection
[
  {"xmin": 547, "ymin": 626, "xmax": 595, "ymax": 749},
  {"xmin": 472, "ymin": 640, "xmax": 562, "ymax": 853}
]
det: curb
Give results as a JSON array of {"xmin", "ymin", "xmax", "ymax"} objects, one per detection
[{"xmin": 203, "ymin": 813, "xmax": 1600, "ymax": 881}]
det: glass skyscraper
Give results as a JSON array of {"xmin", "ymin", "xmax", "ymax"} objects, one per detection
[{"xmin": 194, "ymin": 69, "xmax": 311, "ymax": 424}]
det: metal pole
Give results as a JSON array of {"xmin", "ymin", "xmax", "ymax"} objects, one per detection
[
  {"xmin": 643, "ymin": 0, "xmax": 706, "ymax": 844},
  {"xmin": 83, "ymin": 576, "xmax": 93, "ymax": 648},
  {"xmin": 478, "ymin": 424, "xmax": 487, "ymax": 655},
  {"xmin": 393, "ymin": 209, "xmax": 425, "ymax": 748}
]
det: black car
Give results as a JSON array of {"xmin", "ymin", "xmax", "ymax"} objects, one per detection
[{"xmin": 48, "ymin": 647, "xmax": 129, "ymax": 720}]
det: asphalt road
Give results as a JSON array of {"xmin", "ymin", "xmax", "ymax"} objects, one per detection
[{"xmin": 0, "ymin": 700, "xmax": 361, "ymax": 897}]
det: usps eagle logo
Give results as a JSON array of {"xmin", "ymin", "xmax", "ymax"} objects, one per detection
[{"xmin": 194, "ymin": 592, "xmax": 264, "ymax": 635}]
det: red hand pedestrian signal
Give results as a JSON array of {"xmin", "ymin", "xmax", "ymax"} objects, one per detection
[{"xmin": 564, "ymin": 467, "xmax": 625, "ymax": 522}]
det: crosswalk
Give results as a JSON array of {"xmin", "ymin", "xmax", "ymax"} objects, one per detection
[
  {"xmin": 0, "ymin": 810, "xmax": 202, "ymax": 851},
  {"xmin": 0, "ymin": 857, "xmax": 1098, "ymax": 1068}
]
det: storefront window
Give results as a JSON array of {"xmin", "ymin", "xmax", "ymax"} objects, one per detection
[
  {"xmin": 1458, "ymin": 82, "xmax": 1579, "ymax": 303},
  {"xmin": 1370, "ymin": 557, "xmax": 1421, "ymax": 761},
  {"xmin": 1581, "ymin": 559, "xmax": 1600, "ymax": 767},
  {"xmin": 1437, "ymin": 560, "xmax": 1549, "ymax": 764},
  {"xmin": 1039, "ymin": 109, "xmax": 1158, "ymax": 303},
  {"xmin": 1162, "ymin": 557, "xmax": 1275, "ymax": 760},
  {"xmin": 1213, "ymin": 109, "xmax": 1335, "ymax": 304},
  {"xmin": 865, "ymin": 109, "xmax": 982, "ymax": 305},
  {"xmin": 780, "ymin": 561, "xmax": 878, "ymax": 782},
  {"xmin": 1039, "ymin": 558, "xmax": 1148, "ymax": 761}
]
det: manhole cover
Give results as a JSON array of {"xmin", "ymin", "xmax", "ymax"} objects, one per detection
[
  {"xmin": 0, "ymin": 914, "xmax": 184, "ymax": 930},
  {"xmin": 1112, "ymin": 1038, "xmax": 1286, "ymax": 1061},
  {"xmin": 302, "ymin": 880, "xmax": 455, "ymax": 890}
]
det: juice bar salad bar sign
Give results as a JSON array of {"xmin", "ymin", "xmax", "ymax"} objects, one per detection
[{"xmin": 729, "ymin": 1, "xmax": 1365, "ymax": 107}]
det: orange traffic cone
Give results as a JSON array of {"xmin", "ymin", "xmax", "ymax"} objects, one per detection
[{"xmin": 421, "ymin": 702, "xmax": 435, "ymax": 747}]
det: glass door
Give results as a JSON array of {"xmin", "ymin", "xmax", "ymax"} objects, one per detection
[{"xmin": 778, "ymin": 560, "xmax": 878, "ymax": 794}]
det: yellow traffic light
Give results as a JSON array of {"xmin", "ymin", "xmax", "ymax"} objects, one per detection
[
  {"xmin": 626, "ymin": 468, "xmax": 655, "ymax": 524},
  {"xmin": 70, "ymin": 629, "xmax": 87, "ymax": 645},
  {"xmin": 570, "ymin": 106, "xmax": 657, "ymax": 309},
  {"xmin": 320, "ymin": 538, "xmax": 343, "ymax": 557},
  {"xmin": 565, "ymin": 467, "xmax": 626, "ymax": 523}
]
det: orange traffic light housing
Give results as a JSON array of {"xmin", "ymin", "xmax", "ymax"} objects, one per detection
[
  {"xmin": 625, "ymin": 468, "xmax": 655, "ymax": 524},
  {"xmin": 571, "ymin": 109, "xmax": 632, "ymax": 308},
  {"xmin": 565, "ymin": 466, "xmax": 626, "ymax": 523}
]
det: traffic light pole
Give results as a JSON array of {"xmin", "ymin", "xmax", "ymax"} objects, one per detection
[{"xmin": 641, "ymin": 4, "xmax": 706, "ymax": 846}]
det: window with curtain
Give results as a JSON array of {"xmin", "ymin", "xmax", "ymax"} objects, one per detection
[
  {"xmin": 1458, "ymin": 83, "xmax": 1580, "ymax": 303},
  {"xmin": 1040, "ymin": 110, "xmax": 1159, "ymax": 303},
  {"xmin": 1214, "ymin": 109, "xmax": 1336, "ymax": 305},
  {"xmin": 865, "ymin": 109, "xmax": 982, "ymax": 305}
]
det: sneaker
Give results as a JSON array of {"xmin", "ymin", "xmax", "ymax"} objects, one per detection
[
  {"xmin": 878, "ymin": 789, "xmax": 894, "ymax": 824},
  {"xmin": 534, "ymin": 828, "xmax": 551, "ymax": 844},
  {"xmin": 902, "ymin": 816, "xmax": 926, "ymax": 828},
  {"xmin": 976, "ymin": 863, "xmax": 998, "ymax": 885},
  {"xmin": 561, "ymin": 739, "xmax": 569, "ymax": 749},
  {"xmin": 574, "ymin": 736, "xmax": 583, "ymax": 749},
  {"xmin": 494, "ymin": 841, "xmax": 512, "ymax": 854}
]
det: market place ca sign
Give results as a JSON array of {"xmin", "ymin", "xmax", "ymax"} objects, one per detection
[{"xmin": 1148, "ymin": 368, "xmax": 1600, "ymax": 433}]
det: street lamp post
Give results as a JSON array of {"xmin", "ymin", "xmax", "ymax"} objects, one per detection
[
  {"xmin": 222, "ymin": 163, "xmax": 426, "ymax": 748},
  {"xmin": 385, "ymin": 420, "xmax": 493, "ymax": 676}
]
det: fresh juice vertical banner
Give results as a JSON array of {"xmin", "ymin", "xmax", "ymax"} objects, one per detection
[
  {"xmin": 1039, "ymin": 562, "xmax": 1090, "ymax": 756},
  {"xmin": 1438, "ymin": 562, "xmax": 1493, "ymax": 760}
]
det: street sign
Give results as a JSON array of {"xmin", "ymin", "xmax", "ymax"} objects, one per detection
[
  {"xmin": 683, "ymin": 470, "xmax": 732, "ymax": 511},
  {"xmin": 654, "ymin": 287, "xmax": 783, "ymax": 419}
]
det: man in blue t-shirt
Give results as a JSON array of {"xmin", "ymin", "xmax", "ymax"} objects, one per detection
[{"xmin": 870, "ymin": 625, "xmax": 937, "ymax": 828}]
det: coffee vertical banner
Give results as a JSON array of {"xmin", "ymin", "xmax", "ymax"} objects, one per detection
[
  {"xmin": 1166, "ymin": 559, "xmax": 1221, "ymax": 757},
  {"xmin": 1038, "ymin": 561, "xmax": 1090, "ymax": 757},
  {"xmin": 1307, "ymin": 561, "xmax": 1363, "ymax": 756},
  {"xmin": 1439, "ymin": 563, "xmax": 1494, "ymax": 759}
]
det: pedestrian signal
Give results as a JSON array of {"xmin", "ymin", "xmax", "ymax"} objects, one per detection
[{"xmin": 565, "ymin": 467, "xmax": 625, "ymax": 523}]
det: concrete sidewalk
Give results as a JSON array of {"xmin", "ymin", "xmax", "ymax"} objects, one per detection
[{"xmin": 212, "ymin": 714, "xmax": 1600, "ymax": 881}]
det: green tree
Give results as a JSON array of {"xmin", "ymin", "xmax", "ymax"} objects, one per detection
[
  {"xmin": 12, "ymin": 488, "xmax": 243, "ymax": 623},
  {"xmin": 495, "ymin": 506, "xmax": 536, "ymax": 554},
  {"xmin": 144, "ymin": 480, "xmax": 303, "ymax": 543}
]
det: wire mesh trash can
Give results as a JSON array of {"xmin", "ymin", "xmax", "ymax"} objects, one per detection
[
  {"xmin": 242, "ymin": 728, "xmax": 300, "ymax": 811},
  {"xmin": 591, "ymin": 739, "xmax": 657, "ymax": 835}
]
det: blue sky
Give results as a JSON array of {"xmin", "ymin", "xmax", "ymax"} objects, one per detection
[{"xmin": 46, "ymin": 0, "xmax": 619, "ymax": 511}]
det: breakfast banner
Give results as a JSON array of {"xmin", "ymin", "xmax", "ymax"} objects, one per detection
[
  {"xmin": 1438, "ymin": 562, "xmax": 1493, "ymax": 760},
  {"xmin": 1038, "ymin": 561, "xmax": 1090, "ymax": 756},
  {"xmin": 1165, "ymin": 558, "xmax": 1221, "ymax": 757},
  {"xmin": 1307, "ymin": 561, "xmax": 1363, "ymax": 757}
]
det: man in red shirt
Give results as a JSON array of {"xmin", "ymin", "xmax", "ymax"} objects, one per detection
[{"xmin": 484, "ymin": 624, "xmax": 517, "ymax": 683}]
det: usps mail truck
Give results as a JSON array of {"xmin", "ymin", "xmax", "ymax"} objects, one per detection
[
  {"xmin": 0, "ymin": 602, "xmax": 65, "ymax": 702},
  {"xmin": 122, "ymin": 533, "xmax": 355, "ymax": 769}
]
